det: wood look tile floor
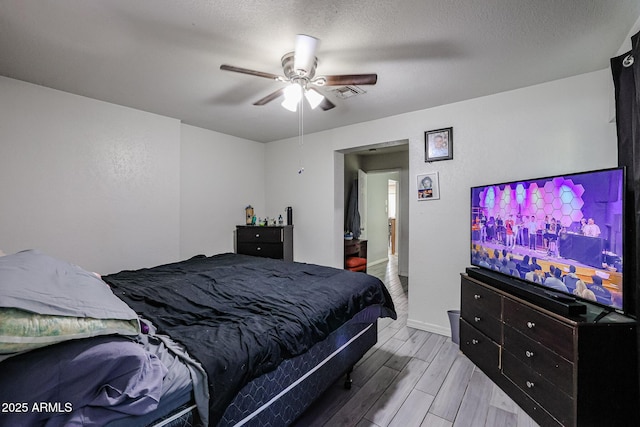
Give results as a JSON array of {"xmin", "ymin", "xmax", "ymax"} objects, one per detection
[{"xmin": 294, "ymin": 255, "xmax": 540, "ymax": 427}]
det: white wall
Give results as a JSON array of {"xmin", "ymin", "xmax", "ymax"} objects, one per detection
[
  {"xmin": 265, "ymin": 69, "xmax": 618, "ymax": 335},
  {"xmin": 0, "ymin": 76, "xmax": 181, "ymax": 274},
  {"xmin": 0, "ymin": 76, "xmax": 267, "ymax": 275},
  {"xmin": 180, "ymin": 124, "xmax": 266, "ymax": 258},
  {"xmin": 265, "ymin": 134, "xmax": 344, "ymax": 265}
]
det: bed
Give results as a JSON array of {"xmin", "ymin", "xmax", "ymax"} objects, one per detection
[{"xmin": 0, "ymin": 250, "xmax": 396, "ymax": 426}]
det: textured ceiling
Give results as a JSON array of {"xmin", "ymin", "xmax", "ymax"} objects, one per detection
[{"xmin": 1, "ymin": 0, "xmax": 638, "ymax": 142}]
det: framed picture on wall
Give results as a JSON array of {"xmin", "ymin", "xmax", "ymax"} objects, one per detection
[
  {"xmin": 417, "ymin": 172, "xmax": 440, "ymax": 200},
  {"xmin": 425, "ymin": 127, "xmax": 453, "ymax": 162}
]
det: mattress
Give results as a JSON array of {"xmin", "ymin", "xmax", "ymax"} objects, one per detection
[
  {"xmin": 220, "ymin": 314, "xmax": 378, "ymax": 426},
  {"xmin": 103, "ymin": 253, "xmax": 396, "ymax": 425},
  {"xmin": 0, "ymin": 251, "xmax": 395, "ymax": 427}
]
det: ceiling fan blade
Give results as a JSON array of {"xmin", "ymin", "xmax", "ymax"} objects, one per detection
[
  {"xmin": 253, "ymin": 88, "xmax": 286, "ymax": 106},
  {"xmin": 323, "ymin": 74, "xmax": 378, "ymax": 86},
  {"xmin": 293, "ymin": 34, "xmax": 319, "ymax": 75},
  {"xmin": 319, "ymin": 96, "xmax": 336, "ymax": 111},
  {"xmin": 220, "ymin": 64, "xmax": 281, "ymax": 80}
]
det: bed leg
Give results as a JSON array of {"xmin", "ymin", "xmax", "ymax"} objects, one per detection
[{"xmin": 344, "ymin": 367, "xmax": 353, "ymax": 390}]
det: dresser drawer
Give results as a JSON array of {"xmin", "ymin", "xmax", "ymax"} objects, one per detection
[
  {"xmin": 503, "ymin": 325, "xmax": 573, "ymax": 396},
  {"xmin": 461, "ymin": 277, "xmax": 501, "ymax": 313},
  {"xmin": 237, "ymin": 242, "xmax": 283, "ymax": 259},
  {"xmin": 460, "ymin": 319, "xmax": 501, "ymax": 378},
  {"xmin": 502, "ymin": 350, "xmax": 574, "ymax": 426},
  {"xmin": 461, "ymin": 302, "xmax": 502, "ymax": 343},
  {"xmin": 237, "ymin": 227, "xmax": 283, "ymax": 243},
  {"xmin": 503, "ymin": 298, "xmax": 574, "ymax": 360},
  {"xmin": 461, "ymin": 278, "xmax": 502, "ymax": 342}
]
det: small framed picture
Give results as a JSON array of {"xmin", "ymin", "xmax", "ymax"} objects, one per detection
[
  {"xmin": 425, "ymin": 127, "xmax": 453, "ymax": 162},
  {"xmin": 417, "ymin": 172, "xmax": 440, "ymax": 200}
]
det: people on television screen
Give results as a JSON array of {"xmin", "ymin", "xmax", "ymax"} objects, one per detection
[
  {"xmin": 579, "ymin": 218, "xmax": 587, "ymax": 234},
  {"xmin": 545, "ymin": 218, "xmax": 559, "ymax": 256},
  {"xmin": 496, "ymin": 215, "xmax": 504, "ymax": 244},
  {"xmin": 519, "ymin": 255, "xmax": 531, "ymax": 275},
  {"xmin": 486, "ymin": 216, "xmax": 495, "ymax": 242},
  {"xmin": 499, "ymin": 259, "xmax": 511, "ymax": 275},
  {"xmin": 505, "ymin": 214, "xmax": 515, "ymax": 248},
  {"xmin": 516, "ymin": 213, "xmax": 525, "ymax": 246},
  {"xmin": 544, "ymin": 267, "xmax": 568, "ymax": 293},
  {"xmin": 525, "ymin": 269, "xmax": 543, "ymax": 284},
  {"xmin": 563, "ymin": 265, "xmax": 581, "ymax": 292},
  {"xmin": 479, "ymin": 211, "xmax": 487, "ymax": 242},
  {"xmin": 527, "ymin": 216, "xmax": 538, "ymax": 250},
  {"xmin": 582, "ymin": 218, "xmax": 601, "ymax": 237},
  {"xmin": 478, "ymin": 255, "xmax": 490, "ymax": 269},
  {"xmin": 573, "ymin": 279, "xmax": 596, "ymax": 302},
  {"xmin": 542, "ymin": 215, "xmax": 551, "ymax": 249},
  {"xmin": 530, "ymin": 257, "xmax": 542, "ymax": 271}
]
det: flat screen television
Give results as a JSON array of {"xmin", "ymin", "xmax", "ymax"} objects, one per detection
[{"xmin": 470, "ymin": 167, "xmax": 627, "ymax": 314}]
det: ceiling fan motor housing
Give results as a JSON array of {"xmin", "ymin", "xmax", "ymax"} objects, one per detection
[{"xmin": 281, "ymin": 52, "xmax": 317, "ymax": 80}]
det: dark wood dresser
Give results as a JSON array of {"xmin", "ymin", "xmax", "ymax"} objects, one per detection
[
  {"xmin": 460, "ymin": 273, "xmax": 638, "ymax": 427},
  {"xmin": 344, "ymin": 239, "xmax": 367, "ymax": 271},
  {"xmin": 236, "ymin": 225, "xmax": 293, "ymax": 261},
  {"xmin": 344, "ymin": 239, "xmax": 367, "ymax": 259}
]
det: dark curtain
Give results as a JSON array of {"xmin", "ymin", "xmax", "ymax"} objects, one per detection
[{"xmin": 611, "ymin": 30, "xmax": 640, "ymax": 409}]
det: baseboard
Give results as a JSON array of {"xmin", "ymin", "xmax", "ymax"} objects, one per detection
[
  {"xmin": 406, "ymin": 318, "xmax": 450, "ymax": 337},
  {"xmin": 367, "ymin": 258, "xmax": 388, "ymax": 267}
]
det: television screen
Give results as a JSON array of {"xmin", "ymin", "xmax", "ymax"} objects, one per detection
[{"xmin": 470, "ymin": 167, "xmax": 624, "ymax": 311}]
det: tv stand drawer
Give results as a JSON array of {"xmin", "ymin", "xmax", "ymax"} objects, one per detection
[
  {"xmin": 502, "ymin": 350, "xmax": 573, "ymax": 426},
  {"xmin": 460, "ymin": 276, "xmax": 502, "ymax": 342},
  {"xmin": 503, "ymin": 298, "xmax": 574, "ymax": 360},
  {"xmin": 503, "ymin": 324, "xmax": 573, "ymax": 395},
  {"xmin": 460, "ymin": 319, "xmax": 500, "ymax": 377}
]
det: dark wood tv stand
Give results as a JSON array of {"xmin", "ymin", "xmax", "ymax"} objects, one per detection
[{"xmin": 460, "ymin": 273, "xmax": 638, "ymax": 427}]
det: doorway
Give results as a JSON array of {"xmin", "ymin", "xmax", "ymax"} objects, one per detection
[{"xmin": 341, "ymin": 141, "xmax": 409, "ymax": 276}]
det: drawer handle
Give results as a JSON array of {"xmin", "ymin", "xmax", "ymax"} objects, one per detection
[
  {"xmin": 471, "ymin": 339, "xmax": 479, "ymax": 345},
  {"xmin": 525, "ymin": 350, "xmax": 534, "ymax": 358},
  {"xmin": 474, "ymin": 294, "xmax": 481, "ymax": 300},
  {"xmin": 255, "ymin": 234, "xmax": 260, "ymax": 238},
  {"xmin": 474, "ymin": 316, "xmax": 481, "ymax": 322},
  {"xmin": 527, "ymin": 321, "xmax": 535, "ymax": 329},
  {"xmin": 257, "ymin": 247, "xmax": 261, "ymax": 251},
  {"xmin": 526, "ymin": 381, "xmax": 535, "ymax": 389}
]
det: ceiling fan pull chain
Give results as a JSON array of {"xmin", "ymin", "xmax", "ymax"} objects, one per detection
[{"xmin": 298, "ymin": 97, "xmax": 305, "ymax": 174}]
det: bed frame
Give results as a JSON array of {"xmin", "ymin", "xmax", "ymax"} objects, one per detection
[{"xmin": 151, "ymin": 318, "xmax": 377, "ymax": 427}]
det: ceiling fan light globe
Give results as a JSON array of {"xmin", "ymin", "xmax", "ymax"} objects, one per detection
[
  {"xmin": 304, "ymin": 88, "xmax": 324, "ymax": 109},
  {"xmin": 281, "ymin": 84, "xmax": 302, "ymax": 111},
  {"xmin": 283, "ymin": 83, "xmax": 303, "ymax": 102},
  {"xmin": 281, "ymin": 98, "xmax": 298, "ymax": 112}
]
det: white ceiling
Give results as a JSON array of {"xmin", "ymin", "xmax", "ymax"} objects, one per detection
[{"xmin": 1, "ymin": 1, "xmax": 638, "ymax": 143}]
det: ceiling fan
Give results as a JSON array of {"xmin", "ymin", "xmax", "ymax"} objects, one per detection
[{"xmin": 220, "ymin": 34, "xmax": 377, "ymax": 111}]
